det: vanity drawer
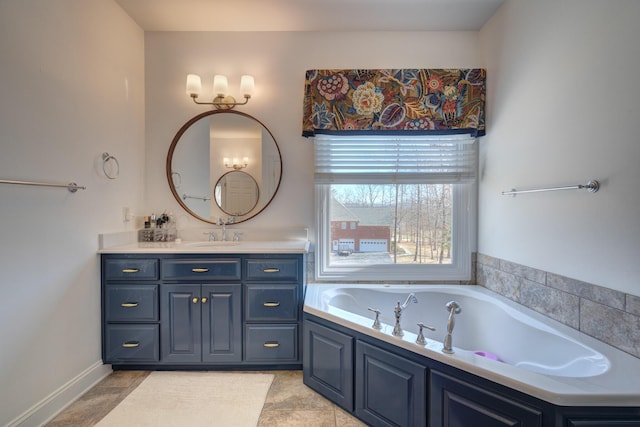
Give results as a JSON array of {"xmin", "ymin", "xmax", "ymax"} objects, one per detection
[
  {"xmin": 105, "ymin": 324, "xmax": 159, "ymax": 362},
  {"xmin": 106, "ymin": 285, "xmax": 158, "ymax": 322},
  {"xmin": 245, "ymin": 258, "xmax": 300, "ymax": 281},
  {"xmin": 245, "ymin": 284, "xmax": 298, "ymax": 322},
  {"xmin": 245, "ymin": 325, "xmax": 298, "ymax": 362},
  {"xmin": 104, "ymin": 259, "xmax": 159, "ymax": 280},
  {"xmin": 161, "ymin": 258, "xmax": 241, "ymax": 281}
]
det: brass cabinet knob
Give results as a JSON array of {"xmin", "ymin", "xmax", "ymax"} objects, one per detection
[
  {"xmin": 192, "ymin": 297, "xmax": 199, "ymax": 303},
  {"xmin": 201, "ymin": 297, "xmax": 208, "ymax": 304}
]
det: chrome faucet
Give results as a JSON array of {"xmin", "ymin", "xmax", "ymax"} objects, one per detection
[
  {"xmin": 218, "ymin": 218, "xmax": 227, "ymax": 241},
  {"xmin": 392, "ymin": 293, "xmax": 418, "ymax": 337},
  {"xmin": 442, "ymin": 301, "xmax": 461, "ymax": 354},
  {"xmin": 218, "ymin": 217, "xmax": 236, "ymax": 241}
]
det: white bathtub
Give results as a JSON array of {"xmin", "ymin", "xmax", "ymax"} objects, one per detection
[{"xmin": 303, "ymin": 284, "xmax": 640, "ymax": 406}]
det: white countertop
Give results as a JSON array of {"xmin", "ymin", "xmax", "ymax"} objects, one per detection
[
  {"xmin": 98, "ymin": 228, "xmax": 310, "ymax": 254},
  {"xmin": 98, "ymin": 240, "xmax": 310, "ymax": 254}
]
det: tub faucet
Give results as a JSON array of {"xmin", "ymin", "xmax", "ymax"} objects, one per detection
[
  {"xmin": 392, "ymin": 293, "xmax": 418, "ymax": 337},
  {"xmin": 442, "ymin": 301, "xmax": 462, "ymax": 354}
]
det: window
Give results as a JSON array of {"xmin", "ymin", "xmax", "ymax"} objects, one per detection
[{"xmin": 314, "ymin": 134, "xmax": 477, "ymax": 282}]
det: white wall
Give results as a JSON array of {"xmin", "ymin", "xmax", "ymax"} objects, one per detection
[
  {"xmin": 0, "ymin": 1, "xmax": 145, "ymax": 425},
  {"xmin": 478, "ymin": 0, "xmax": 640, "ymax": 295},
  {"xmin": 144, "ymin": 31, "xmax": 482, "ymax": 243}
]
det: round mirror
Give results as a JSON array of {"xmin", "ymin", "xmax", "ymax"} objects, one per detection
[
  {"xmin": 214, "ymin": 170, "xmax": 259, "ymax": 216},
  {"xmin": 166, "ymin": 110, "xmax": 282, "ymax": 224}
]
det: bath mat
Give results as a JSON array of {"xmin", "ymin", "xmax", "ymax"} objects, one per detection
[{"xmin": 95, "ymin": 371, "xmax": 274, "ymax": 427}]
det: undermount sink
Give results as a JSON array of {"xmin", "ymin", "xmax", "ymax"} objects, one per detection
[{"xmin": 185, "ymin": 241, "xmax": 241, "ymax": 247}]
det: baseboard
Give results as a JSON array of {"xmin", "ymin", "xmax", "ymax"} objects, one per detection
[{"xmin": 7, "ymin": 361, "xmax": 112, "ymax": 427}]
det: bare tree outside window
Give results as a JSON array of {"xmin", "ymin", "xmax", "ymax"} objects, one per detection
[{"xmin": 329, "ymin": 184, "xmax": 452, "ymax": 266}]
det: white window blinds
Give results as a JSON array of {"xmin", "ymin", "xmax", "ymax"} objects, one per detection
[{"xmin": 313, "ymin": 134, "xmax": 478, "ymax": 184}]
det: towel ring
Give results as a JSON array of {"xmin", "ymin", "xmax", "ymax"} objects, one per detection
[{"xmin": 102, "ymin": 152, "xmax": 120, "ymax": 180}]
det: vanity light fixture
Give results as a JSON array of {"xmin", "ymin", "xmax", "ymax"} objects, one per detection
[
  {"xmin": 186, "ymin": 74, "xmax": 254, "ymax": 109},
  {"xmin": 224, "ymin": 157, "xmax": 249, "ymax": 170}
]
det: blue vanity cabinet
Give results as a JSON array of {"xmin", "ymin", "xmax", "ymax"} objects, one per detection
[
  {"xmin": 430, "ymin": 370, "xmax": 543, "ymax": 427},
  {"xmin": 102, "ymin": 252, "xmax": 305, "ymax": 368},
  {"xmin": 303, "ymin": 320, "xmax": 354, "ymax": 411},
  {"xmin": 160, "ymin": 258, "xmax": 242, "ymax": 364},
  {"xmin": 243, "ymin": 256, "xmax": 304, "ymax": 365},
  {"xmin": 160, "ymin": 283, "xmax": 242, "ymax": 363},
  {"xmin": 102, "ymin": 257, "xmax": 160, "ymax": 363},
  {"xmin": 355, "ymin": 340, "xmax": 427, "ymax": 427}
]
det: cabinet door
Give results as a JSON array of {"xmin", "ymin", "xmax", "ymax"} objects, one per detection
[
  {"xmin": 430, "ymin": 370, "xmax": 543, "ymax": 427},
  {"xmin": 245, "ymin": 258, "xmax": 300, "ymax": 281},
  {"xmin": 105, "ymin": 324, "xmax": 159, "ymax": 362},
  {"xmin": 161, "ymin": 284, "xmax": 202, "ymax": 363},
  {"xmin": 355, "ymin": 341, "xmax": 426, "ymax": 427},
  {"xmin": 201, "ymin": 284, "xmax": 242, "ymax": 363},
  {"xmin": 104, "ymin": 258, "xmax": 159, "ymax": 280},
  {"xmin": 106, "ymin": 285, "xmax": 158, "ymax": 322},
  {"xmin": 303, "ymin": 321, "xmax": 354, "ymax": 412},
  {"xmin": 245, "ymin": 284, "xmax": 299, "ymax": 322},
  {"xmin": 245, "ymin": 324, "xmax": 298, "ymax": 362}
]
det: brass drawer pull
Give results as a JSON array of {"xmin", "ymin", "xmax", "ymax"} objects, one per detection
[
  {"xmin": 263, "ymin": 342, "xmax": 280, "ymax": 348},
  {"xmin": 192, "ymin": 268, "xmax": 209, "ymax": 273},
  {"xmin": 121, "ymin": 268, "xmax": 140, "ymax": 273},
  {"xmin": 120, "ymin": 302, "xmax": 139, "ymax": 308},
  {"xmin": 263, "ymin": 268, "xmax": 280, "ymax": 273},
  {"xmin": 263, "ymin": 302, "xmax": 281, "ymax": 307},
  {"xmin": 122, "ymin": 341, "xmax": 140, "ymax": 348}
]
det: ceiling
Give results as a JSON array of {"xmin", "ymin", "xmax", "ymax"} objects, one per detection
[{"xmin": 114, "ymin": 0, "xmax": 505, "ymax": 32}]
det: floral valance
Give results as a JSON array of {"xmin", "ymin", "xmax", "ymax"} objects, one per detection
[{"xmin": 302, "ymin": 68, "xmax": 486, "ymax": 137}]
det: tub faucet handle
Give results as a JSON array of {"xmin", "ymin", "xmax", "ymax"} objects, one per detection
[
  {"xmin": 415, "ymin": 322, "xmax": 436, "ymax": 346},
  {"xmin": 367, "ymin": 307, "xmax": 382, "ymax": 330}
]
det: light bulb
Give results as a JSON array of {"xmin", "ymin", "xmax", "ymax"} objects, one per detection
[
  {"xmin": 213, "ymin": 75, "xmax": 228, "ymax": 97},
  {"xmin": 240, "ymin": 75, "xmax": 255, "ymax": 97},
  {"xmin": 186, "ymin": 74, "xmax": 202, "ymax": 96}
]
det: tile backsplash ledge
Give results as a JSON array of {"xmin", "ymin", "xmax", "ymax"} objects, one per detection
[
  {"xmin": 306, "ymin": 252, "xmax": 640, "ymax": 359},
  {"xmin": 477, "ymin": 253, "xmax": 640, "ymax": 360}
]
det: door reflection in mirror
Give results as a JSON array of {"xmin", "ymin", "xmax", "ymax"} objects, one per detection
[{"xmin": 214, "ymin": 171, "xmax": 259, "ymax": 216}]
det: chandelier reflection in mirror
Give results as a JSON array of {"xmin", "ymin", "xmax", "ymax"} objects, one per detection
[{"xmin": 186, "ymin": 74, "xmax": 254, "ymax": 109}]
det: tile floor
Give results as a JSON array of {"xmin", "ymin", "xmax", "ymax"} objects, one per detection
[{"xmin": 45, "ymin": 370, "xmax": 367, "ymax": 427}]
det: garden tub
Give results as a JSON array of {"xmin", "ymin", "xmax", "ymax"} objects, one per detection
[{"xmin": 303, "ymin": 284, "xmax": 640, "ymax": 406}]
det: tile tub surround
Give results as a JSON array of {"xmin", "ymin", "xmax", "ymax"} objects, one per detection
[{"xmin": 477, "ymin": 253, "xmax": 640, "ymax": 359}]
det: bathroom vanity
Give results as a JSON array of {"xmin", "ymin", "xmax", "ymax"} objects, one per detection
[{"xmin": 100, "ymin": 240, "xmax": 307, "ymax": 370}]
